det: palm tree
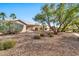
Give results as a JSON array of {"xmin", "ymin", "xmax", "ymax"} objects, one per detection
[
  {"xmin": 0, "ymin": 12, "xmax": 6, "ymax": 20},
  {"xmin": 10, "ymin": 13, "xmax": 16, "ymax": 20},
  {"xmin": 0, "ymin": 12, "xmax": 6, "ymax": 32},
  {"xmin": 10, "ymin": 13, "xmax": 17, "ymax": 33}
]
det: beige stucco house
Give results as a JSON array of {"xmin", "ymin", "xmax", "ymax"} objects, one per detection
[
  {"xmin": 0, "ymin": 19, "xmax": 50, "ymax": 35},
  {"xmin": 26, "ymin": 24, "xmax": 42, "ymax": 31},
  {"xmin": 16, "ymin": 20, "xmax": 50, "ymax": 32},
  {"xmin": 2, "ymin": 20, "xmax": 50, "ymax": 33},
  {"xmin": 15, "ymin": 20, "xmax": 27, "ymax": 33},
  {"xmin": 15, "ymin": 20, "xmax": 43, "ymax": 32}
]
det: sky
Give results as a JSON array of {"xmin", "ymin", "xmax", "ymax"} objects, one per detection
[{"xmin": 0, "ymin": 3, "xmax": 44, "ymax": 24}]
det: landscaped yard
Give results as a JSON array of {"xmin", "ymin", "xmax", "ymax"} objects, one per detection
[{"xmin": 0, "ymin": 32, "xmax": 79, "ymax": 56}]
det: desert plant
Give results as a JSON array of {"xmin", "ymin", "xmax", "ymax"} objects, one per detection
[
  {"xmin": 47, "ymin": 32, "xmax": 54, "ymax": 37},
  {"xmin": 40, "ymin": 33, "xmax": 45, "ymax": 37},
  {"xmin": 48, "ymin": 34, "xmax": 53, "ymax": 37},
  {"xmin": 0, "ymin": 42, "xmax": 4, "ymax": 50},
  {"xmin": 0, "ymin": 39, "xmax": 16, "ymax": 50},
  {"xmin": 47, "ymin": 31, "xmax": 53, "ymax": 35},
  {"xmin": 33, "ymin": 35, "xmax": 41, "ymax": 39}
]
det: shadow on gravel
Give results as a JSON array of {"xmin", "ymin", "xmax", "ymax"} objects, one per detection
[{"xmin": 61, "ymin": 35, "xmax": 79, "ymax": 42}]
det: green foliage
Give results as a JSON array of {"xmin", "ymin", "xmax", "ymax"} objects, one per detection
[
  {"xmin": 0, "ymin": 39, "xmax": 16, "ymax": 50},
  {"xmin": 0, "ymin": 21, "xmax": 23, "ymax": 34},
  {"xmin": 10, "ymin": 13, "xmax": 16, "ymax": 19},
  {"xmin": 34, "ymin": 3, "xmax": 79, "ymax": 32},
  {"xmin": 0, "ymin": 12, "xmax": 6, "ymax": 20},
  {"xmin": 0, "ymin": 12, "xmax": 23, "ymax": 34}
]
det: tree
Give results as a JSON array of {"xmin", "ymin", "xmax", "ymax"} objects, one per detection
[
  {"xmin": 0, "ymin": 12, "xmax": 6, "ymax": 32},
  {"xmin": 33, "ymin": 13, "xmax": 46, "ymax": 31},
  {"xmin": 34, "ymin": 4, "xmax": 58, "ymax": 34},
  {"xmin": 10, "ymin": 13, "xmax": 17, "ymax": 33},
  {"xmin": 71, "ymin": 19, "xmax": 79, "ymax": 32},
  {"xmin": 41, "ymin": 4, "xmax": 54, "ymax": 29},
  {"xmin": 34, "ymin": 3, "xmax": 79, "ymax": 33},
  {"xmin": 60, "ymin": 4, "xmax": 79, "ymax": 32},
  {"xmin": 0, "ymin": 12, "xmax": 6, "ymax": 20},
  {"xmin": 10, "ymin": 13, "xmax": 16, "ymax": 20}
]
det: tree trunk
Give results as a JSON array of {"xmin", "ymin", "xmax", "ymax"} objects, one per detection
[
  {"xmin": 57, "ymin": 24, "xmax": 62, "ymax": 32},
  {"xmin": 47, "ymin": 16, "xmax": 58, "ymax": 34}
]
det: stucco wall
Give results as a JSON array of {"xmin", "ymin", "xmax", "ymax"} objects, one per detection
[{"xmin": 16, "ymin": 21, "xmax": 27, "ymax": 33}]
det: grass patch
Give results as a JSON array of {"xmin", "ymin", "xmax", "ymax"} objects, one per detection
[{"xmin": 0, "ymin": 39, "xmax": 16, "ymax": 50}]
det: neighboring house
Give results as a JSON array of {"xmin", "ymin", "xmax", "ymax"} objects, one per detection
[
  {"xmin": 15, "ymin": 20, "xmax": 27, "ymax": 33},
  {"xmin": 0, "ymin": 20, "xmax": 27, "ymax": 33},
  {"xmin": 0, "ymin": 19, "xmax": 50, "ymax": 33},
  {"xmin": 15, "ymin": 20, "xmax": 50, "ymax": 32},
  {"xmin": 15, "ymin": 20, "xmax": 43, "ymax": 32},
  {"xmin": 26, "ymin": 24, "xmax": 42, "ymax": 31}
]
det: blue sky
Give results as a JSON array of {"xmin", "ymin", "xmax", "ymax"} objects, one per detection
[{"xmin": 0, "ymin": 3, "xmax": 44, "ymax": 23}]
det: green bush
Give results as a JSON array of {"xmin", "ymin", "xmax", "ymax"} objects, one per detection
[
  {"xmin": 0, "ymin": 21, "xmax": 23, "ymax": 34},
  {"xmin": 0, "ymin": 39, "xmax": 16, "ymax": 50},
  {"xmin": 33, "ymin": 35, "xmax": 41, "ymax": 39},
  {"xmin": 0, "ymin": 42, "xmax": 4, "ymax": 50}
]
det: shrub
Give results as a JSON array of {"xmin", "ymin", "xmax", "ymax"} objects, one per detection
[
  {"xmin": 49, "ymin": 34, "xmax": 53, "ymax": 37},
  {"xmin": 40, "ymin": 33, "xmax": 45, "ymax": 37},
  {"xmin": 0, "ymin": 42, "xmax": 4, "ymax": 50},
  {"xmin": 0, "ymin": 39, "xmax": 16, "ymax": 50},
  {"xmin": 47, "ymin": 31, "xmax": 53, "ymax": 34},
  {"xmin": 33, "ymin": 35, "xmax": 41, "ymax": 39},
  {"xmin": 0, "ymin": 21, "xmax": 23, "ymax": 34},
  {"xmin": 47, "ymin": 32, "xmax": 54, "ymax": 37}
]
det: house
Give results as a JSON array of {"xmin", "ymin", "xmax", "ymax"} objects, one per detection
[
  {"xmin": 15, "ymin": 20, "xmax": 50, "ymax": 32},
  {"xmin": 26, "ymin": 24, "xmax": 42, "ymax": 31},
  {"xmin": 15, "ymin": 20, "xmax": 27, "ymax": 33},
  {"xmin": 15, "ymin": 20, "xmax": 44, "ymax": 32},
  {"xmin": 0, "ymin": 19, "xmax": 50, "ymax": 33}
]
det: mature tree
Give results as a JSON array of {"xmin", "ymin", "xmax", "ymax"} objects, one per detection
[
  {"xmin": 10, "ymin": 13, "xmax": 16, "ymax": 20},
  {"xmin": 41, "ymin": 4, "xmax": 54, "ymax": 29},
  {"xmin": 60, "ymin": 4, "xmax": 79, "ymax": 32},
  {"xmin": 34, "ymin": 3, "xmax": 79, "ymax": 33},
  {"xmin": 10, "ymin": 13, "xmax": 17, "ymax": 33},
  {"xmin": 33, "ymin": 13, "xmax": 46, "ymax": 31},
  {"xmin": 0, "ymin": 12, "xmax": 6, "ymax": 20}
]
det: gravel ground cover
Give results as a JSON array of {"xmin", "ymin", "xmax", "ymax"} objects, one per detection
[{"xmin": 0, "ymin": 32, "xmax": 79, "ymax": 56}]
